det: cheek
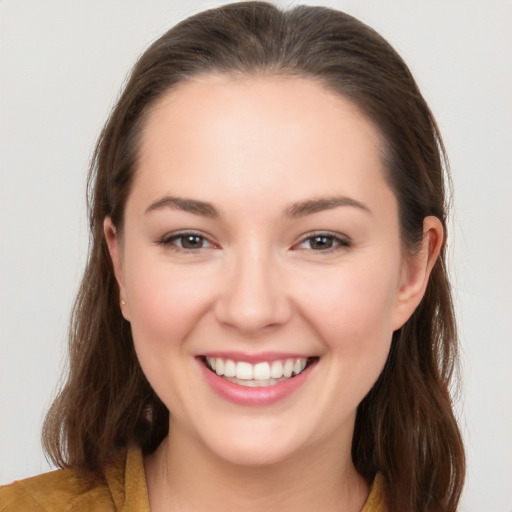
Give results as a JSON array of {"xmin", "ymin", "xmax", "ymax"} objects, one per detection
[
  {"xmin": 122, "ymin": 256, "xmax": 220, "ymax": 413},
  {"xmin": 123, "ymin": 254, "xmax": 215, "ymax": 347},
  {"xmin": 286, "ymin": 259, "xmax": 399, "ymax": 434},
  {"xmin": 295, "ymin": 259, "xmax": 398, "ymax": 355}
]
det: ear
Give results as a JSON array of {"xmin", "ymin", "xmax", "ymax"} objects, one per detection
[
  {"xmin": 392, "ymin": 216, "xmax": 444, "ymax": 331},
  {"xmin": 104, "ymin": 216, "xmax": 130, "ymax": 321}
]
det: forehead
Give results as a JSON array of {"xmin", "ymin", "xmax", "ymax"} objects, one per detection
[
  {"xmin": 141, "ymin": 73, "xmax": 383, "ymax": 156},
  {"xmin": 133, "ymin": 74, "xmax": 393, "ymax": 215}
]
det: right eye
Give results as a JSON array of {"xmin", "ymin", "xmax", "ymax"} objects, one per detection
[{"xmin": 158, "ymin": 232, "xmax": 216, "ymax": 251}]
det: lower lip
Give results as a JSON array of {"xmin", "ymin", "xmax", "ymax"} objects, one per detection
[{"xmin": 198, "ymin": 359, "xmax": 317, "ymax": 406}]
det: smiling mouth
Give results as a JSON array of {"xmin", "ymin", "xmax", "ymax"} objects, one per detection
[{"xmin": 201, "ymin": 356, "xmax": 318, "ymax": 388}]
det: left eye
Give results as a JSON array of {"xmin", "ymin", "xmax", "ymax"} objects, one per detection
[{"xmin": 296, "ymin": 234, "xmax": 350, "ymax": 251}]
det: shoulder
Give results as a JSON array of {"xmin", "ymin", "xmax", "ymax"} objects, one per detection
[
  {"xmin": 0, "ymin": 446, "xmax": 148, "ymax": 512},
  {"xmin": 0, "ymin": 468, "xmax": 112, "ymax": 512},
  {"xmin": 361, "ymin": 473, "xmax": 388, "ymax": 512}
]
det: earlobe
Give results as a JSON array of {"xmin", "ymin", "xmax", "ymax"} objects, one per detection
[
  {"xmin": 103, "ymin": 217, "xmax": 130, "ymax": 320},
  {"xmin": 392, "ymin": 216, "xmax": 444, "ymax": 331}
]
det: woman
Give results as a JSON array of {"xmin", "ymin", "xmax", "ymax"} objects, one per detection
[{"xmin": 0, "ymin": 2, "xmax": 465, "ymax": 511}]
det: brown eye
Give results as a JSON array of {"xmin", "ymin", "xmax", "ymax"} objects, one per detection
[
  {"xmin": 295, "ymin": 233, "xmax": 351, "ymax": 252},
  {"xmin": 180, "ymin": 234, "xmax": 205, "ymax": 249},
  {"xmin": 308, "ymin": 235, "xmax": 334, "ymax": 250},
  {"xmin": 159, "ymin": 232, "xmax": 215, "ymax": 251}
]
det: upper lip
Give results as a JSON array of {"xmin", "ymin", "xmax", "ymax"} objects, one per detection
[{"xmin": 197, "ymin": 351, "xmax": 316, "ymax": 364}]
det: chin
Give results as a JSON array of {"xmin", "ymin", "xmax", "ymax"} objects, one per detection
[
  {"xmin": 210, "ymin": 439, "xmax": 299, "ymax": 468},
  {"xmin": 196, "ymin": 420, "xmax": 308, "ymax": 468}
]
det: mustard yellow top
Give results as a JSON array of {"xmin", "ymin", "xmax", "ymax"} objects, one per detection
[{"xmin": 0, "ymin": 446, "xmax": 387, "ymax": 511}]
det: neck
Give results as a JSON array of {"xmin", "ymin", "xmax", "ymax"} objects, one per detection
[{"xmin": 144, "ymin": 419, "xmax": 370, "ymax": 512}]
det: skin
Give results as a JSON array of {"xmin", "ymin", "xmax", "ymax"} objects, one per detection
[{"xmin": 105, "ymin": 74, "xmax": 443, "ymax": 511}]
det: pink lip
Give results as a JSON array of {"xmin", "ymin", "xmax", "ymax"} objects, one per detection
[
  {"xmin": 197, "ymin": 357, "xmax": 317, "ymax": 407},
  {"xmin": 199, "ymin": 351, "xmax": 312, "ymax": 364}
]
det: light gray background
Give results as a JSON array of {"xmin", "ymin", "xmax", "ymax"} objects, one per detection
[{"xmin": 1, "ymin": 1, "xmax": 511, "ymax": 510}]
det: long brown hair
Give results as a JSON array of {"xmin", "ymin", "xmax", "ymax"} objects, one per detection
[{"xmin": 43, "ymin": 2, "xmax": 465, "ymax": 509}]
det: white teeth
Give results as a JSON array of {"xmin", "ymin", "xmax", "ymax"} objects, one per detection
[
  {"xmin": 283, "ymin": 359, "xmax": 294, "ymax": 378},
  {"xmin": 253, "ymin": 362, "xmax": 270, "ymax": 380},
  {"xmin": 270, "ymin": 360, "xmax": 283, "ymax": 379},
  {"xmin": 223, "ymin": 359, "xmax": 236, "ymax": 378},
  {"xmin": 232, "ymin": 378, "xmax": 282, "ymax": 388},
  {"xmin": 236, "ymin": 361, "xmax": 253, "ymax": 380},
  {"xmin": 205, "ymin": 357, "xmax": 310, "ymax": 382},
  {"xmin": 215, "ymin": 358, "xmax": 224, "ymax": 376}
]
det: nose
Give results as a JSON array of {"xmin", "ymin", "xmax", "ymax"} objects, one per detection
[{"xmin": 214, "ymin": 247, "xmax": 292, "ymax": 335}]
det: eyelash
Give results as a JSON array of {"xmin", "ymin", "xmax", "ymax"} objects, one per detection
[{"xmin": 157, "ymin": 231, "xmax": 351, "ymax": 254}]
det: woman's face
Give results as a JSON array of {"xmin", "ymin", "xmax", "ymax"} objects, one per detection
[{"xmin": 106, "ymin": 75, "xmax": 433, "ymax": 467}]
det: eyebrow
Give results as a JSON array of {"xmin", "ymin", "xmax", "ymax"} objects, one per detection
[
  {"xmin": 145, "ymin": 194, "xmax": 370, "ymax": 218},
  {"xmin": 145, "ymin": 196, "xmax": 220, "ymax": 217},
  {"xmin": 284, "ymin": 196, "xmax": 371, "ymax": 217}
]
